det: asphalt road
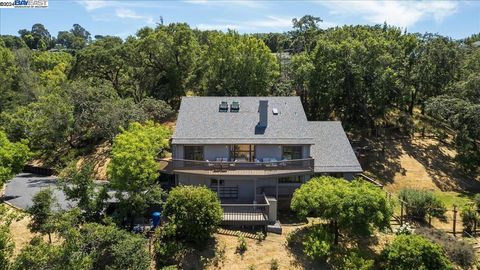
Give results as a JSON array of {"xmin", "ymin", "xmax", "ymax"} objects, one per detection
[{"xmin": 4, "ymin": 173, "xmax": 75, "ymax": 210}]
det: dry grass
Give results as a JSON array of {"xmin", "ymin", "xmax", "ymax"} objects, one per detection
[
  {"xmin": 365, "ymin": 137, "xmax": 480, "ymax": 193},
  {"xmin": 364, "ymin": 137, "xmax": 480, "ymax": 234},
  {"xmin": 8, "ymin": 209, "xmax": 35, "ymax": 256},
  {"xmin": 73, "ymin": 141, "xmax": 111, "ymax": 180}
]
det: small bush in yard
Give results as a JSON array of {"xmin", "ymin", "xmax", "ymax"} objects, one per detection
[
  {"xmin": 380, "ymin": 234, "xmax": 452, "ymax": 270},
  {"xmin": 415, "ymin": 227, "xmax": 476, "ymax": 269},
  {"xmin": 237, "ymin": 236, "xmax": 248, "ymax": 254},
  {"xmin": 461, "ymin": 206, "xmax": 480, "ymax": 234},
  {"xmin": 302, "ymin": 225, "xmax": 333, "ymax": 261},
  {"xmin": 395, "ymin": 223, "xmax": 413, "ymax": 235},
  {"xmin": 153, "ymin": 222, "xmax": 185, "ymax": 267},
  {"xmin": 256, "ymin": 231, "xmax": 265, "ymax": 242},
  {"xmin": 163, "ymin": 186, "xmax": 223, "ymax": 245},
  {"xmin": 398, "ymin": 188, "xmax": 446, "ymax": 221},
  {"xmin": 338, "ymin": 251, "xmax": 374, "ymax": 270},
  {"xmin": 474, "ymin": 194, "xmax": 480, "ymax": 209},
  {"xmin": 270, "ymin": 258, "xmax": 279, "ymax": 270}
]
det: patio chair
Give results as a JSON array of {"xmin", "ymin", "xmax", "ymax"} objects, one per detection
[
  {"xmin": 230, "ymin": 101, "xmax": 240, "ymax": 112},
  {"xmin": 219, "ymin": 101, "xmax": 228, "ymax": 112}
]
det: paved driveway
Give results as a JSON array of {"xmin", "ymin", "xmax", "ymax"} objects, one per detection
[{"xmin": 4, "ymin": 173, "xmax": 75, "ymax": 210}]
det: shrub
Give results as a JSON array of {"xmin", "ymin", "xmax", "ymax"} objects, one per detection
[
  {"xmin": 380, "ymin": 234, "xmax": 452, "ymax": 270},
  {"xmin": 338, "ymin": 251, "xmax": 374, "ymax": 270},
  {"xmin": 302, "ymin": 225, "xmax": 333, "ymax": 261},
  {"xmin": 153, "ymin": 222, "xmax": 185, "ymax": 267},
  {"xmin": 256, "ymin": 231, "xmax": 266, "ymax": 242},
  {"xmin": 270, "ymin": 258, "xmax": 279, "ymax": 270},
  {"xmin": 474, "ymin": 194, "xmax": 480, "ymax": 209},
  {"xmin": 461, "ymin": 206, "xmax": 480, "ymax": 234},
  {"xmin": 395, "ymin": 223, "xmax": 413, "ymax": 235},
  {"xmin": 163, "ymin": 186, "xmax": 223, "ymax": 245},
  {"xmin": 0, "ymin": 225, "xmax": 14, "ymax": 270},
  {"xmin": 415, "ymin": 227, "xmax": 476, "ymax": 269},
  {"xmin": 237, "ymin": 236, "xmax": 248, "ymax": 254},
  {"xmin": 398, "ymin": 188, "xmax": 446, "ymax": 221},
  {"xmin": 13, "ymin": 237, "xmax": 63, "ymax": 270}
]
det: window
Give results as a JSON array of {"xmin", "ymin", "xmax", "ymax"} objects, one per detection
[
  {"xmin": 282, "ymin": 146, "xmax": 302, "ymax": 160},
  {"xmin": 184, "ymin": 146, "xmax": 204, "ymax": 160},
  {"xmin": 210, "ymin": 179, "xmax": 224, "ymax": 186},
  {"xmin": 230, "ymin": 145, "xmax": 255, "ymax": 161},
  {"xmin": 279, "ymin": 176, "xmax": 303, "ymax": 184}
]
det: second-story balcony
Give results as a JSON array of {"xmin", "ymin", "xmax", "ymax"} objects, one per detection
[{"xmin": 158, "ymin": 158, "xmax": 314, "ymax": 176}]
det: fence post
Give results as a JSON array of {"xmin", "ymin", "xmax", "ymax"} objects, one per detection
[
  {"xmin": 474, "ymin": 217, "xmax": 477, "ymax": 237},
  {"xmin": 453, "ymin": 205, "xmax": 458, "ymax": 237},
  {"xmin": 400, "ymin": 200, "xmax": 404, "ymax": 226}
]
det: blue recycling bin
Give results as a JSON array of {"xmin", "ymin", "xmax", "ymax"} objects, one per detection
[{"xmin": 152, "ymin": 211, "xmax": 161, "ymax": 228}]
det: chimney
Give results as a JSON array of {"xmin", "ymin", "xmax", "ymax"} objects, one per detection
[{"xmin": 258, "ymin": 100, "xmax": 268, "ymax": 127}]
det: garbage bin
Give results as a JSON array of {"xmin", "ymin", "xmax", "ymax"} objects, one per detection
[{"xmin": 152, "ymin": 211, "xmax": 161, "ymax": 228}]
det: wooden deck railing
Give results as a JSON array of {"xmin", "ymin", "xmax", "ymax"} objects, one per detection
[
  {"xmin": 220, "ymin": 194, "xmax": 270, "ymax": 225},
  {"xmin": 159, "ymin": 158, "xmax": 314, "ymax": 172}
]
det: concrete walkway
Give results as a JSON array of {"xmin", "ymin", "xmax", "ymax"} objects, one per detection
[{"xmin": 4, "ymin": 173, "xmax": 75, "ymax": 210}]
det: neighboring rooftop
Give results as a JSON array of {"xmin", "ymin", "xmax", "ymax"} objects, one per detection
[
  {"xmin": 309, "ymin": 121, "xmax": 363, "ymax": 173},
  {"xmin": 172, "ymin": 96, "xmax": 314, "ymax": 144}
]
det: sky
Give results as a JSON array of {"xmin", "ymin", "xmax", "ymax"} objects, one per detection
[{"xmin": 0, "ymin": 0, "xmax": 479, "ymax": 40}]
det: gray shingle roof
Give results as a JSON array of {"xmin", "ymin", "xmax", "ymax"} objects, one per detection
[
  {"xmin": 173, "ymin": 96, "xmax": 362, "ymax": 173},
  {"xmin": 309, "ymin": 121, "xmax": 363, "ymax": 173},
  {"xmin": 172, "ymin": 96, "xmax": 314, "ymax": 144}
]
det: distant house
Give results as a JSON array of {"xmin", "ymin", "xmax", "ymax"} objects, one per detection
[{"xmin": 160, "ymin": 96, "xmax": 362, "ymax": 229}]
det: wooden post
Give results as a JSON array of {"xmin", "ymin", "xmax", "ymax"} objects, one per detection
[
  {"xmin": 474, "ymin": 216, "xmax": 477, "ymax": 237},
  {"xmin": 400, "ymin": 200, "xmax": 404, "ymax": 226},
  {"xmin": 453, "ymin": 205, "xmax": 458, "ymax": 237}
]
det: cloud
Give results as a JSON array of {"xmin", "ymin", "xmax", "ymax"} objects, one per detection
[
  {"xmin": 77, "ymin": 0, "xmax": 109, "ymax": 11},
  {"xmin": 195, "ymin": 16, "xmax": 290, "ymax": 31},
  {"xmin": 115, "ymin": 8, "xmax": 155, "ymax": 24},
  {"xmin": 317, "ymin": 0, "xmax": 458, "ymax": 28},
  {"xmin": 196, "ymin": 23, "xmax": 241, "ymax": 30},
  {"xmin": 185, "ymin": 0, "xmax": 263, "ymax": 8},
  {"xmin": 196, "ymin": 15, "xmax": 338, "ymax": 32}
]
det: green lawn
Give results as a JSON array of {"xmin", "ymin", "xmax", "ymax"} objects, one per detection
[
  {"xmin": 432, "ymin": 191, "xmax": 474, "ymax": 208},
  {"xmin": 390, "ymin": 191, "xmax": 474, "ymax": 215}
]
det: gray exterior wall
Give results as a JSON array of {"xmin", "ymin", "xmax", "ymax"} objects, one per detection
[
  {"xmin": 173, "ymin": 144, "xmax": 311, "ymax": 161},
  {"xmin": 176, "ymin": 174, "xmax": 309, "ymax": 202}
]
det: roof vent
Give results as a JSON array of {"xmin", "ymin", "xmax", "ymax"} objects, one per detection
[
  {"xmin": 230, "ymin": 101, "xmax": 239, "ymax": 112},
  {"xmin": 219, "ymin": 101, "xmax": 228, "ymax": 112},
  {"xmin": 272, "ymin": 108, "xmax": 279, "ymax": 115}
]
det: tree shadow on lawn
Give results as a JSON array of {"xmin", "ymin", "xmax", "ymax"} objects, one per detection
[
  {"xmin": 363, "ymin": 138, "xmax": 406, "ymax": 185},
  {"xmin": 285, "ymin": 225, "xmax": 383, "ymax": 270},
  {"xmin": 178, "ymin": 237, "xmax": 221, "ymax": 270},
  {"xmin": 285, "ymin": 226, "xmax": 332, "ymax": 270},
  {"xmin": 399, "ymin": 139, "xmax": 480, "ymax": 192}
]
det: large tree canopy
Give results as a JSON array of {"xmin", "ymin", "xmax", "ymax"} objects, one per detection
[
  {"xmin": 107, "ymin": 121, "xmax": 171, "ymax": 227},
  {"xmin": 0, "ymin": 131, "xmax": 30, "ymax": 189},
  {"xmin": 199, "ymin": 31, "xmax": 280, "ymax": 96},
  {"xmin": 291, "ymin": 176, "xmax": 393, "ymax": 244}
]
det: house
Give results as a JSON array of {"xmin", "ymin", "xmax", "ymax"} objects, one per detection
[{"xmin": 160, "ymin": 96, "xmax": 362, "ymax": 229}]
